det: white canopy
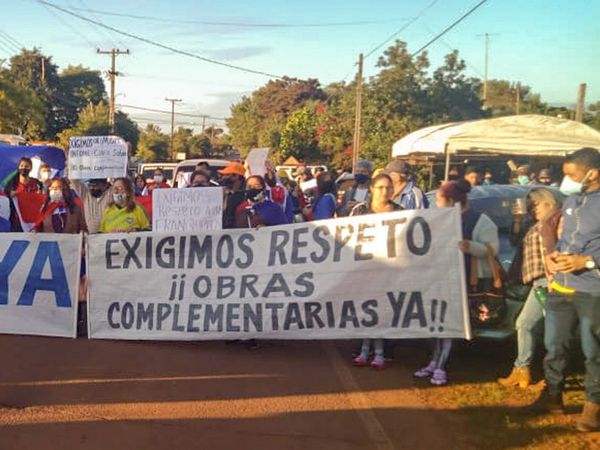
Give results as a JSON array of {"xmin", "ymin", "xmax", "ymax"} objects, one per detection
[{"xmin": 392, "ymin": 114, "xmax": 600, "ymax": 157}]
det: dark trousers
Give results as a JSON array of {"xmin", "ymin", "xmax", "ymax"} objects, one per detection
[{"xmin": 544, "ymin": 291, "xmax": 600, "ymax": 403}]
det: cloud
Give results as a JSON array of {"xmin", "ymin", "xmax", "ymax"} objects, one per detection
[{"xmin": 202, "ymin": 46, "xmax": 270, "ymax": 62}]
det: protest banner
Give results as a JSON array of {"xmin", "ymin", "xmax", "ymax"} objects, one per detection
[
  {"xmin": 152, "ymin": 187, "xmax": 223, "ymax": 232},
  {"xmin": 87, "ymin": 207, "xmax": 470, "ymax": 340},
  {"xmin": 68, "ymin": 136, "xmax": 128, "ymax": 179},
  {"xmin": 0, "ymin": 233, "xmax": 82, "ymax": 338}
]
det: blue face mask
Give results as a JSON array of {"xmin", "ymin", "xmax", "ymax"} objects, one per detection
[
  {"xmin": 354, "ymin": 174, "xmax": 370, "ymax": 185},
  {"xmin": 517, "ymin": 176, "xmax": 530, "ymax": 185}
]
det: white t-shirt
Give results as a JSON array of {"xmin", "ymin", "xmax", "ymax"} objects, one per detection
[{"xmin": 354, "ymin": 187, "xmax": 368, "ymax": 202}]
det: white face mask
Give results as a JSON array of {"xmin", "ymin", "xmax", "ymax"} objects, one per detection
[
  {"xmin": 49, "ymin": 190, "xmax": 63, "ymax": 203},
  {"xmin": 560, "ymin": 171, "xmax": 590, "ymax": 196},
  {"xmin": 113, "ymin": 193, "xmax": 126, "ymax": 205},
  {"xmin": 154, "ymin": 175, "xmax": 164, "ymax": 184}
]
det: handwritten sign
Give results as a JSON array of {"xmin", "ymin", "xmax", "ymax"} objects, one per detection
[
  {"xmin": 152, "ymin": 187, "xmax": 223, "ymax": 232},
  {"xmin": 68, "ymin": 136, "xmax": 128, "ymax": 179},
  {"xmin": 247, "ymin": 147, "xmax": 269, "ymax": 177}
]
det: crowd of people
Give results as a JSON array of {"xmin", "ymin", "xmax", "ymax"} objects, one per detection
[{"xmin": 2, "ymin": 146, "xmax": 599, "ymax": 432}]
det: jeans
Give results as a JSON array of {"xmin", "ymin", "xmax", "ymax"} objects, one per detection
[
  {"xmin": 544, "ymin": 290, "xmax": 600, "ymax": 403},
  {"xmin": 514, "ymin": 278, "xmax": 546, "ymax": 368}
]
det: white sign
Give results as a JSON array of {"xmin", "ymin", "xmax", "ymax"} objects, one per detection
[
  {"xmin": 0, "ymin": 233, "xmax": 82, "ymax": 338},
  {"xmin": 152, "ymin": 187, "xmax": 223, "ymax": 232},
  {"xmin": 87, "ymin": 208, "xmax": 470, "ymax": 340},
  {"xmin": 68, "ymin": 136, "xmax": 128, "ymax": 179},
  {"xmin": 247, "ymin": 147, "xmax": 269, "ymax": 177}
]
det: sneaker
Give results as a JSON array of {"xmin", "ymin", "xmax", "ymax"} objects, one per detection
[
  {"xmin": 370, "ymin": 356, "xmax": 385, "ymax": 370},
  {"xmin": 414, "ymin": 362, "xmax": 436, "ymax": 378},
  {"xmin": 430, "ymin": 369, "xmax": 448, "ymax": 386},
  {"xmin": 353, "ymin": 354, "xmax": 369, "ymax": 366}
]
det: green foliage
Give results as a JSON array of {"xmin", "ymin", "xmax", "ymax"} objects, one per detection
[
  {"xmin": 280, "ymin": 106, "xmax": 319, "ymax": 162},
  {"xmin": 136, "ymin": 124, "xmax": 170, "ymax": 162},
  {"xmin": 227, "ymin": 77, "xmax": 325, "ymax": 157},
  {"xmin": 484, "ymin": 79, "xmax": 547, "ymax": 116},
  {"xmin": 57, "ymin": 102, "xmax": 139, "ymax": 149},
  {"xmin": 5, "ymin": 49, "xmax": 107, "ymax": 140},
  {"xmin": 0, "ymin": 76, "xmax": 46, "ymax": 138}
]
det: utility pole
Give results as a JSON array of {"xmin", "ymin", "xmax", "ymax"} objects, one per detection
[
  {"xmin": 201, "ymin": 115, "xmax": 208, "ymax": 133},
  {"xmin": 40, "ymin": 57, "xmax": 45, "ymax": 85},
  {"xmin": 97, "ymin": 48, "xmax": 129, "ymax": 132},
  {"xmin": 477, "ymin": 33, "xmax": 498, "ymax": 108},
  {"xmin": 165, "ymin": 98, "xmax": 182, "ymax": 160},
  {"xmin": 575, "ymin": 83, "xmax": 587, "ymax": 122},
  {"xmin": 352, "ymin": 53, "xmax": 364, "ymax": 172},
  {"xmin": 515, "ymin": 82, "xmax": 521, "ymax": 115}
]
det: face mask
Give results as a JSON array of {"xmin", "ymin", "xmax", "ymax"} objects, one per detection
[
  {"xmin": 113, "ymin": 193, "xmax": 126, "ymax": 205},
  {"xmin": 245, "ymin": 188, "xmax": 264, "ymax": 203},
  {"xmin": 19, "ymin": 168, "xmax": 30, "ymax": 177},
  {"xmin": 354, "ymin": 174, "xmax": 370, "ymax": 185},
  {"xmin": 560, "ymin": 171, "xmax": 590, "ymax": 196},
  {"xmin": 49, "ymin": 190, "xmax": 63, "ymax": 203},
  {"xmin": 192, "ymin": 183, "xmax": 209, "ymax": 188},
  {"xmin": 90, "ymin": 189, "xmax": 104, "ymax": 198},
  {"xmin": 154, "ymin": 175, "xmax": 164, "ymax": 184},
  {"xmin": 40, "ymin": 171, "xmax": 51, "ymax": 182},
  {"xmin": 517, "ymin": 176, "xmax": 530, "ymax": 185}
]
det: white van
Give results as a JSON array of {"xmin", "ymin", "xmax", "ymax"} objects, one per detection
[
  {"xmin": 173, "ymin": 158, "xmax": 230, "ymax": 187},
  {"xmin": 138, "ymin": 162, "xmax": 178, "ymax": 186}
]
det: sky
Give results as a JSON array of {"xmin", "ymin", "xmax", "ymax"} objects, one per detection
[{"xmin": 1, "ymin": 0, "xmax": 599, "ymax": 133}]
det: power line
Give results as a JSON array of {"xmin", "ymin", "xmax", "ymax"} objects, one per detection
[
  {"xmin": 36, "ymin": 0, "xmax": 286, "ymax": 79},
  {"xmin": 117, "ymin": 103, "xmax": 227, "ymax": 121},
  {"xmin": 364, "ymin": 0, "xmax": 440, "ymax": 59},
  {"xmin": 40, "ymin": 2, "xmax": 99, "ymax": 48},
  {"xmin": 65, "ymin": 6, "xmax": 410, "ymax": 28},
  {"xmin": 0, "ymin": 29, "xmax": 24, "ymax": 51},
  {"xmin": 411, "ymin": 0, "xmax": 489, "ymax": 57}
]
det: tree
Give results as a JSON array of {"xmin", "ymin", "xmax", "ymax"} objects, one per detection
[
  {"xmin": 485, "ymin": 80, "xmax": 547, "ymax": 116},
  {"xmin": 57, "ymin": 102, "xmax": 140, "ymax": 150},
  {"xmin": 0, "ymin": 76, "xmax": 46, "ymax": 138},
  {"xmin": 279, "ymin": 106, "xmax": 320, "ymax": 162},
  {"xmin": 227, "ymin": 96, "xmax": 259, "ymax": 156},
  {"xmin": 426, "ymin": 50, "xmax": 484, "ymax": 122},
  {"xmin": 136, "ymin": 124, "xmax": 169, "ymax": 162},
  {"xmin": 54, "ymin": 65, "xmax": 106, "ymax": 133},
  {"xmin": 8, "ymin": 48, "xmax": 61, "ymax": 139}
]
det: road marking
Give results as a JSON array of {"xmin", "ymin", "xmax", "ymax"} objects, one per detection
[
  {"xmin": 0, "ymin": 374, "xmax": 277, "ymax": 387},
  {"xmin": 325, "ymin": 343, "xmax": 396, "ymax": 450}
]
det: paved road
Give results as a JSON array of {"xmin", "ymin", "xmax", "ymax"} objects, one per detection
[{"xmin": 0, "ymin": 336, "xmax": 466, "ymax": 450}]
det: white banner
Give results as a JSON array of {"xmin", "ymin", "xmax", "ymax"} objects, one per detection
[
  {"xmin": 0, "ymin": 233, "xmax": 82, "ymax": 338},
  {"xmin": 87, "ymin": 207, "xmax": 470, "ymax": 340},
  {"xmin": 246, "ymin": 147, "xmax": 269, "ymax": 176},
  {"xmin": 68, "ymin": 136, "xmax": 128, "ymax": 179},
  {"xmin": 152, "ymin": 187, "xmax": 223, "ymax": 232}
]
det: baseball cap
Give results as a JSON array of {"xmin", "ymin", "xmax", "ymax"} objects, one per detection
[
  {"xmin": 218, "ymin": 161, "xmax": 246, "ymax": 177},
  {"xmin": 383, "ymin": 159, "xmax": 409, "ymax": 175}
]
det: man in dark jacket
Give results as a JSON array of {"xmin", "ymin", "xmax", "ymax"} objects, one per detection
[{"xmin": 526, "ymin": 148, "xmax": 600, "ymax": 432}]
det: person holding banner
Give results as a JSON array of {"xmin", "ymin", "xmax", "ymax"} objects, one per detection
[
  {"xmin": 414, "ymin": 180, "xmax": 499, "ymax": 385},
  {"xmin": 99, "ymin": 177, "xmax": 150, "ymax": 233},
  {"xmin": 351, "ymin": 173, "xmax": 402, "ymax": 369},
  {"xmin": 219, "ymin": 161, "xmax": 247, "ymax": 229},
  {"xmin": 35, "ymin": 178, "xmax": 87, "ymax": 234}
]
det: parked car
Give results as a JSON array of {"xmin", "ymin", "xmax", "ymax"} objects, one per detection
[
  {"xmin": 172, "ymin": 159, "xmax": 230, "ymax": 187},
  {"xmin": 426, "ymin": 184, "xmax": 565, "ymax": 339},
  {"xmin": 138, "ymin": 163, "xmax": 177, "ymax": 186}
]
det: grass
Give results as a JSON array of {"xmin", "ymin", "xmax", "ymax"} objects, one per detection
[{"xmin": 398, "ymin": 339, "xmax": 599, "ymax": 449}]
